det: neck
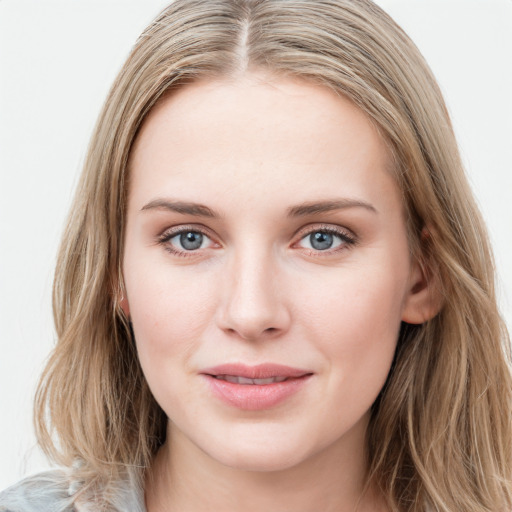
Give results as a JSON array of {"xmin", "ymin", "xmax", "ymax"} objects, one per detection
[{"xmin": 145, "ymin": 422, "xmax": 387, "ymax": 512}]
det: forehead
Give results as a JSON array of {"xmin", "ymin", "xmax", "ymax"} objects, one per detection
[{"xmin": 128, "ymin": 72, "xmax": 398, "ymax": 217}]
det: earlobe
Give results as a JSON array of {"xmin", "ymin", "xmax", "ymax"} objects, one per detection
[{"xmin": 401, "ymin": 231, "xmax": 444, "ymax": 325}]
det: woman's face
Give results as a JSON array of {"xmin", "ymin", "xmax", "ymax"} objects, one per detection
[{"xmin": 123, "ymin": 73, "xmax": 426, "ymax": 472}]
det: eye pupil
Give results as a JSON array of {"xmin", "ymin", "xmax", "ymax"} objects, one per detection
[
  {"xmin": 310, "ymin": 231, "xmax": 333, "ymax": 250},
  {"xmin": 180, "ymin": 232, "xmax": 203, "ymax": 250}
]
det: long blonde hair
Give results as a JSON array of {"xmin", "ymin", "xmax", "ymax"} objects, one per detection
[{"xmin": 35, "ymin": 1, "xmax": 512, "ymax": 510}]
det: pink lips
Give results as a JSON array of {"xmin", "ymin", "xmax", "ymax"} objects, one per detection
[{"xmin": 201, "ymin": 363, "xmax": 313, "ymax": 410}]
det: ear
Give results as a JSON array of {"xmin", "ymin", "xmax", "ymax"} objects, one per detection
[
  {"xmin": 116, "ymin": 276, "xmax": 130, "ymax": 318},
  {"xmin": 401, "ymin": 230, "xmax": 443, "ymax": 325},
  {"xmin": 119, "ymin": 294, "xmax": 130, "ymax": 318}
]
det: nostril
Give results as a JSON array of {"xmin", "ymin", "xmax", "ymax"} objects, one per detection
[{"xmin": 224, "ymin": 324, "xmax": 281, "ymax": 342}]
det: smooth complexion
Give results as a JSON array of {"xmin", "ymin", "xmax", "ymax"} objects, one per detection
[{"xmin": 122, "ymin": 72, "xmax": 434, "ymax": 512}]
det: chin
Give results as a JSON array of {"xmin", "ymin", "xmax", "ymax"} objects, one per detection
[{"xmin": 202, "ymin": 429, "xmax": 314, "ymax": 473}]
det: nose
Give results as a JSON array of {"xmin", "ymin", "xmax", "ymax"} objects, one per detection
[{"xmin": 216, "ymin": 249, "xmax": 291, "ymax": 341}]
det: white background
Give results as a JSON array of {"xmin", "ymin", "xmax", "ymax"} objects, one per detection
[{"xmin": 0, "ymin": 0, "xmax": 511, "ymax": 490}]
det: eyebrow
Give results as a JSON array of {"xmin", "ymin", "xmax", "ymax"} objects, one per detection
[
  {"xmin": 141, "ymin": 199, "xmax": 219, "ymax": 218},
  {"xmin": 140, "ymin": 197, "xmax": 377, "ymax": 218},
  {"xmin": 287, "ymin": 199, "xmax": 377, "ymax": 217}
]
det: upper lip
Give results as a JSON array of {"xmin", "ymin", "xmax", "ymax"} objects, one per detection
[{"xmin": 201, "ymin": 363, "xmax": 312, "ymax": 379}]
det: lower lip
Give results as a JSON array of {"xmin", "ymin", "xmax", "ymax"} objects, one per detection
[{"xmin": 202, "ymin": 374, "xmax": 312, "ymax": 411}]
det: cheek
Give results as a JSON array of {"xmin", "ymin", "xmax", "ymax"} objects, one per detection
[
  {"xmin": 124, "ymin": 262, "xmax": 218, "ymax": 362},
  {"xmin": 301, "ymin": 262, "xmax": 406, "ymax": 334},
  {"xmin": 297, "ymin": 261, "xmax": 407, "ymax": 383},
  {"xmin": 125, "ymin": 265, "xmax": 221, "ymax": 416}
]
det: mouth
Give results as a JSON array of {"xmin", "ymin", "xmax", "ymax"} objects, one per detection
[
  {"xmin": 201, "ymin": 363, "xmax": 313, "ymax": 410},
  {"xmin": 201, "ymin": 362, "xmax": 312, "ymax": 380},
  {"xmin": 212, "ymin": 375, "xmax": 290, "ymax": 385}
]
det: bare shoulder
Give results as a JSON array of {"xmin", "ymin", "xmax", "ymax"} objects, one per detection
[{"xmin": 0, "ymin": 470, "xmax": 74, "ymax": 512}]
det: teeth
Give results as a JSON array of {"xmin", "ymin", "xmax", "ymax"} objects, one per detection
[
  {"xmin": 238, "ymin": 376, "xmax": 256, "ymax": 385},
  {"xmin": 215, "ymin": 375, "xmax": 289, "ymax": 385}
]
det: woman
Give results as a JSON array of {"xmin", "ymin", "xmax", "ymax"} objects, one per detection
[{"xmin": 1, "ymin": 0, "xmax": 511, "ymax": 511}]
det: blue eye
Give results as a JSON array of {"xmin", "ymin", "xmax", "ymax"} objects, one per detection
[
  {"xmin": 309, "ymin": 232, "xmax": 336, "ymax": 250},
  {"xmin": 165, "ymin": 230, "xmax": 213, "ymax": 252},
  {"xmin": 177, "ymin": 231, "xmax": 204, "ymax": 250},
  {"xmin": 298, "ymin": 229, "xmax": 353, "ymax": 252}
]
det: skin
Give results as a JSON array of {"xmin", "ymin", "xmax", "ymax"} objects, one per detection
[{"xmin": 122, "ymin": 71, "xmax": 434, "ymax": 512}]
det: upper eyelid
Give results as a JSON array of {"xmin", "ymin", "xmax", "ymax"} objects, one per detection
[
  {"xmin": 158, "ymin": 224, "xmax": 215, "ymax": 239},
  {"xmin": 157, "ymin": 223, "xmax": 353, "ymax": 235},
  {"xmin": 293, "ymin": 223, "xmax": 356, "ymax": 240}
]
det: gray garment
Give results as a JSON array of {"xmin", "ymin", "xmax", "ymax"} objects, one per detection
[
  {"xmin": 0, "ymin": 469, "xmax": 145, "ymax": 512},
  {"xmin": 0, "ymin": 471, "xmax": 74, "ymax": 512}
]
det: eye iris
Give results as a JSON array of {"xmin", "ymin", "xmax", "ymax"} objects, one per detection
[
  {"xmin": 310, "ymin": 231, "xmax": 333, "ymax": 250},
  {"xmin": 180, "ymin": 232, "xmax": 203, "ymax": 250}
]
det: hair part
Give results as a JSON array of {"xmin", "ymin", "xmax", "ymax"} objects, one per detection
[{"xmin": 35, "ymin": 1, "xmax": 512, "ymax": 510}]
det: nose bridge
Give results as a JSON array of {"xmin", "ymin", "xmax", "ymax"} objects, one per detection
[{"xmin": 218, "ymin": 241, "xmax": 289, "ymax": 340}]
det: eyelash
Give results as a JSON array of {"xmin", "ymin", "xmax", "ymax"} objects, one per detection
[
  {"xmin": 157, "ymin": 225, "xmax": 215, "ymax": 258},
  {"xmin": 156, "ymin": 224, "xmax": 357, "ymax": 258},
  {"xmin": 294, "ymin": 225, "xmax": 357, "ymax": 256}
]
